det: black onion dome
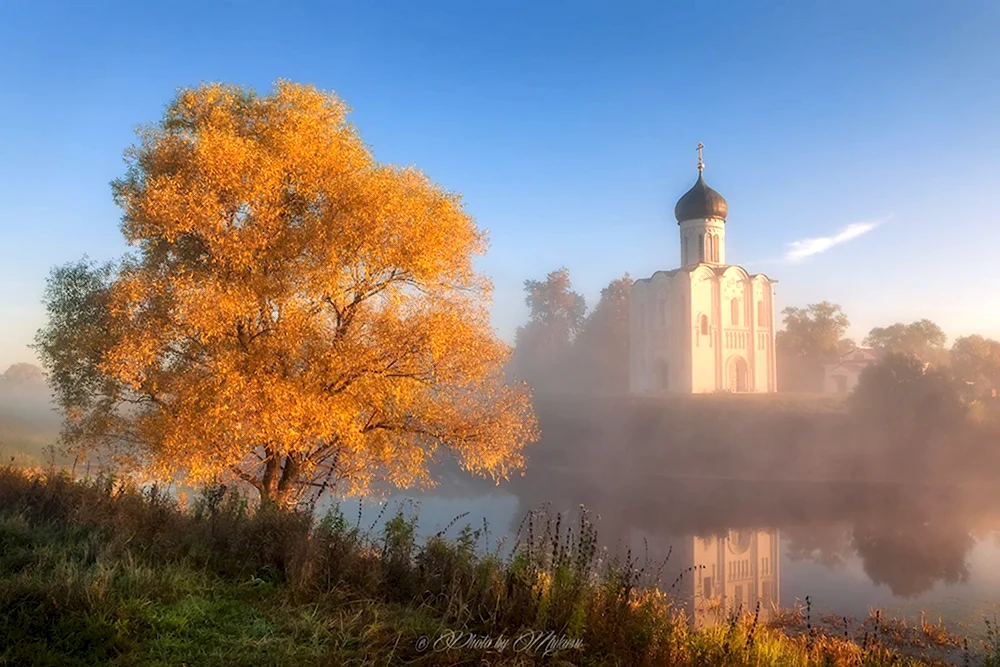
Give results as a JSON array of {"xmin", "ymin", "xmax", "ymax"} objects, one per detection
[{"xmin": 674, "ymin": 173, "xmax": 728, "ymax": 223}]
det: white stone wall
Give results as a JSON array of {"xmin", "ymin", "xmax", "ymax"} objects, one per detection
[
  {"xmin": 630, "ymin": 266, "xmax": 776, "ymax": 394},
  {"xmin": 689, "ymin": 267, "xmax": 717, "ymax": 393},
  {"xmin": 630, "ymin": 273, "xmax": 687, "ymax": 393},
  {"xmin": 751, "ymin": 276, "xmax": 777, "ymax": 392},
  {"xmin": 823, "ymin": 367, "xmax": 863, "ymax": 394},
  {"xmin": 679, "ymin": 217, "xmax": 726, "ymax": 266},
  {"xmin": 719, "ymin": 266, "xmax": 748, "ymax": 392},
  {"xmin": 822, "ymin": 350, "xmax": 876, "ymax": 394},
  {"xmin": 629, "ymin": 209, "xmax": 776, "ymax": 394}
]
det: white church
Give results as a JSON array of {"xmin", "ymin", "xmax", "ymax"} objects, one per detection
[{"xmin": 630, "ymin": 146, "xmax": 778, "ymax": 394}]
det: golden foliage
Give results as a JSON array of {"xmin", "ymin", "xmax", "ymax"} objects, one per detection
[{"xmin": 57, "ymin": 81, "xmax": 537, "ymax": 504}]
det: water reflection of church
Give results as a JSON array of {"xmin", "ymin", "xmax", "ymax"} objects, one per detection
[
  {"xmin": 675, "ymin": 528, "xmax": 781, "ymax": 629},
  {"xmin": 501, "ymin": 468, "xmax": 990, "ymax": 628}
]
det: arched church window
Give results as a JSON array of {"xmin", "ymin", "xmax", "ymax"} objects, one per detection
[
  {"xmin": 710, "ymin": 234, "xmax": 718, "ymax": 262},
  {"xmin": 700, "ymin": 314, "xmax": 709, "ymax": 336},
  {"xmin": 757, "ymin": 300, "xmax": 765, "ymax": 325},
  {"xmin": 731, "ymin": 298, "xmax": 739, "ymax": 325},
  {"xmin": 698, "ymin": 235, "xmax": 705, "ymax": 262}
]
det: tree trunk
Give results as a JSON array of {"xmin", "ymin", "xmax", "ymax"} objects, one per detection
[
  {"xmin": 261, "ymin": 447, "xmax": 280, "ymax": 499},
  {"xmin": 273, "ymin": 453, "xmax": 300, "ymax": 507},
  {"xmin": 252, "ymin": 450, "xmax": 306, "ymax": 509}
]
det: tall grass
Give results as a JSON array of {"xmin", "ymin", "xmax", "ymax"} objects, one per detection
[{"xmin": 0, "ymin": 465, "xmax": 997, "ymax": 666}]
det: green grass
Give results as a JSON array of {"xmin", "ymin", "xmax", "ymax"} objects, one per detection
[{"xmin": 0, "ymin": 465, "xmax": 995, "ymax": 666}]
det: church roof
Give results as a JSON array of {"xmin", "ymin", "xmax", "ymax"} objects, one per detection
[
  {"xmin": 633, "ymin": 265, "xmax": 776, "ymax": 285},
  {"xmin": 674, "ymin": 172, "xmax": 728, "ymax": 223}
]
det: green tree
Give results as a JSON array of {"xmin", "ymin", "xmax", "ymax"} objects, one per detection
[
  {"xmin": 863, "ymin": 319, "xmax": 947, "ymax": 364},
  {"xmin": 848, "ymin": 352, "xmax": 965, "ymax": 437},
  {"xmin": 571, "ymin": 274, "xmax": 631, "ymax": 394},
  {"xmin": 950, "ymin": 334, "xmax": 1000, "ymax": 396},
  {"xmin": 511, "ymin": 267, "xmax": 586, "ymax": 394},
  {"xmin": 1, "ymin": 363, "xmax": 46, "ymax": 385},
  {"xmin": 775, "ymin": 301, "xmax": 853, "ymax": 391},
  {"xmin": 522, "ymin": 267, "xmax": 587, "ymax": 335}
]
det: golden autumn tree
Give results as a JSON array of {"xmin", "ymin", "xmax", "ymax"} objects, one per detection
[{"xmin": 35, "ymin": 81, "xmax": 538, "ymax": 506}]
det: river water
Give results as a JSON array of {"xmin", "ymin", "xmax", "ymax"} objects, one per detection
[{"xmin": 340, "ymin": 474, "xmax": 1000, "ymax": 636}]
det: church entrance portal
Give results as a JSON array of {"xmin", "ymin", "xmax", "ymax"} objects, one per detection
[{"xmin": 727, "ymin": 356, "xmax": 749, "ymax": 392}]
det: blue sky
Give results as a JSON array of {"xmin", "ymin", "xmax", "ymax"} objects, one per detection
[{"xmin": 2, "ymin": 0, "xmax": 999, "ymax": 368}]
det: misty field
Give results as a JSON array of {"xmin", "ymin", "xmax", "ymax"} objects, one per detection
[{"xmin": 0, "ymin": 384, "xmax": 59, "ymax": 468}]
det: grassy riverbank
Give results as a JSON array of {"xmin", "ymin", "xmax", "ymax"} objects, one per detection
[{"xmin": 1, "ymin": 465, "xmax": 997, "ymax": 666}]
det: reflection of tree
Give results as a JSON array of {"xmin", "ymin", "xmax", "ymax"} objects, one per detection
[
  {"xmin": 782, "ymin": 511, "xmax": 977, "ymax": 598},
  {"xmin": 783, "ymin": 522, "xmax": 853, "ymax": 568},
  {"xmin": 852, "ymin": 511, "xmax": 973, "ymax": 598}
]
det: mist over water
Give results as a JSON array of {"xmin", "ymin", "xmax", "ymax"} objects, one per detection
[
  {"xmin": 344, "ymin": 469, "xmax": 1000, "ymax": 632},
  {"xmin": 0, "ymin": 376, "xmax": 59, "ymax": 466},
  {"xmin": 333, "ymin": 386, "xmax": 1000, "ymax": 635}
]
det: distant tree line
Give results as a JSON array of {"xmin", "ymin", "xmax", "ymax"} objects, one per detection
[
  {"xmin": 0, "ymin": 363, "xmax": 45, "ymax": 386},
  {"xmin": 510, "ymin": 270, "xmax": 1000, "ymax": 412},
  {"xmin": 508, "ymin": 268, "xmax": 631, "ymax": 395},
  {"xmin": 776, "ymin": 302, "xmax": 1000, "ymax": 405}
]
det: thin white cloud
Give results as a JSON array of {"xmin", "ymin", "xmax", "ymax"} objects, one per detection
[{"xmin": 784, "ymin": 216, "xmax": 890, "ymax": 262}]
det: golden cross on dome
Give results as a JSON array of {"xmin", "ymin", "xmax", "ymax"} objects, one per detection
[{"xmin": 696, "ymin": 142, "xmax": 705, "ymax": 173}]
